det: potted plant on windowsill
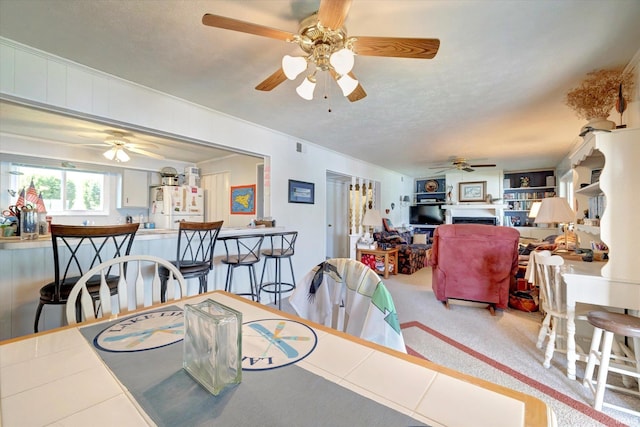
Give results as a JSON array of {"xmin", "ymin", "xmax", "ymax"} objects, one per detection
[{"xmin": 565, "ymin": 68, "xmax": 634, "ymax": 134}]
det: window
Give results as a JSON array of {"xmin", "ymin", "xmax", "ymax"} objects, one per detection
[{"xmin": 11, "ymin": 165, "xmax": 107, "ymax": 215}]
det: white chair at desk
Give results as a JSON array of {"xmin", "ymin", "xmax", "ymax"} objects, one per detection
[{"xmin": 533, "ymin": 252, "xmax": 612, "ymax": 369}]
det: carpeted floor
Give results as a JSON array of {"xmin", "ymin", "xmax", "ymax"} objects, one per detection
[{"xmin": 279, "ymin": 267, "xmax": 639, "ymax": 427}]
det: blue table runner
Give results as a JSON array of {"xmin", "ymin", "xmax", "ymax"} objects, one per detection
[{"xmin": 80, "ymin": 310, "xmax": 428, "ymax": 427}]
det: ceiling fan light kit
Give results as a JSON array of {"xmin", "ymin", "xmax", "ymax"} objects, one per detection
[
  {"xmin": 282, "ymin": 55, "xmax": 308, "ymax": 80},
  {"xmin": 103, "ymin": 147, "xmax": 130, "ymax": 162},
  {"xmin": 202, "ymin": 0, "xmax": 440, "ymax": 103},
  {"xmin": 336, "ymin": 73, "xmax": 359, "ymax": 96},
  {"xmin": 296, "ymin": 76, "xmax": 317, "ymax": 100}
]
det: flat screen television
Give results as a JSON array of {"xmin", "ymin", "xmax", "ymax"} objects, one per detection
[{"xmin": 410, "ymin": 204, "xmax": 445, "ymax": 225}]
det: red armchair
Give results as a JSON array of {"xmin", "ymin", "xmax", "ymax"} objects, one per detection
[{"xmin": 427, "ymin": 224, "xmax": 519, "ymax": 315}]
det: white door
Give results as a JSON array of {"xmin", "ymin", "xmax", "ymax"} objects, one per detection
[
  {"xmin": 201, "ymin": 172, "xmax": 230, "ymax": 223},
  {"xmin": 326, "ymin": 177, "xmax": 349, "ymax": 259}
]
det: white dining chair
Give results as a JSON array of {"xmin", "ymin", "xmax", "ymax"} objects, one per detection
[
  {"xmin": 66, "ymin": 254, "xmax": 187, "ymax": 325},
  {"xmin": 530, "ymin": 251, "xmax": 596, "ymax": 368},
  {"xmin": 534, "ymin": 253, "xmax": 618, "ymax": 370}
]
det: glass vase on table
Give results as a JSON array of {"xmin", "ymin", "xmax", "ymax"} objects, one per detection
[{"xmin": 183, "ymin": 299, "xmax": 242, "ymax": 395}]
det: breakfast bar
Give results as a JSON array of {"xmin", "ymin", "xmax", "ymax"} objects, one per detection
[
  {"xmin": 0, "ymin": 291, "xmax": 555, "ymax": 426},
  {"xmin": 0, "ymin": 226, "xmax": 283, "ymax": 340}
]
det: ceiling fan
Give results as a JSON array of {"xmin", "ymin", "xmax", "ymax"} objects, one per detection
[
  {"xmin": 201, "ymin": 0, "xmax": 440, "ymax": 102},
  {"xmin": 428, "ymin": 158, "xmax": 497, "ymax": 174},
  {"xmin": 80, "ymin": 131, "xmax": 164, "ymax": 162}
]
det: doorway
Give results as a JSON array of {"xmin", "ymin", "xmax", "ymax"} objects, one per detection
[{"xmin": 326, "ymin": 172, "xmax": 350, "ymax": 259}]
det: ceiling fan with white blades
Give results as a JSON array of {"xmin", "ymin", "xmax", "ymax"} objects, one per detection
[
  {"xmin": 201, "ymin": 0, "xmax": 440, "ymax": 102},
  {"xmin": 428, "ymin": 158, "xmax": 497, "ymax": 174},
  {"xmin": 80, "ymin": 131, "xmax": 165, "ymax": 162}
]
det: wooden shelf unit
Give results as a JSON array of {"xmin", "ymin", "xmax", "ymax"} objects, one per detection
[{"xmin": 503, "ymin": 169, "xmax": 556, "ymax": 227}]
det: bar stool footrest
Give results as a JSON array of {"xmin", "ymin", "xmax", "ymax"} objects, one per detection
[{"xmin": 260, "ymin": 282, "xmax": 295, "ymax": 295}]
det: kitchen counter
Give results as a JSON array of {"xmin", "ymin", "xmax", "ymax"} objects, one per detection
[
  {"xmin": 0, "ymin": 225, "xmax": 285, "ymax": 339},
  {"xmin": 0, "ymin": 225, "xmax": 283, "ymax": 249}
]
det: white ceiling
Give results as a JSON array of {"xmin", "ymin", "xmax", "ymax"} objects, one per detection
[{"xmin": 1, "ymin": 0, "xmax": 639, "ymax": 176}]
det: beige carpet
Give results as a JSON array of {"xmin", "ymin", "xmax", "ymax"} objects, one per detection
[
  {"xmin": 280, "ymin": 266, "xmax": 638, "ymax": 427},
  {"xmin": 384, "ymin": 267, "xmax": 638, "ymax": 427}
]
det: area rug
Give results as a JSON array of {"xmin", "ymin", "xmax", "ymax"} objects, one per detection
[{"xmin": 401, "ymin": 320, "xmax": 630, "ymax": 427}]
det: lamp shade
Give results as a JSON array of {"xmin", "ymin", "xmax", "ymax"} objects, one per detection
[
  {"xmin": 116, "ymin": 148, "xmax": 130, "ymax": 162},
  {"xmin": 103, "ymin": 148, "xmax": 116, "ymax": 161},
  {"xmin": 329, "ymin": 48, "xmax": 355, "ymax": 75},
  {"xmin": 296, "ymin": 76, "xmax": 316, "ymax": 100},
  {"xmin": 528, "ymin": 201, "xmax": 541, "ymax": 218},
  {"xmin": 282, "ymin": 55, "xmax": 307, "ymax": 80},
  {"xmin": 362, "ymin": 209, "xmax": 382, "ymax": 227},
  {"xmin": 534, "ymin": 197, "xmax": 574, "ymax": 224},
  {"xmin": 402, "ymin": 195, "xmax": 411, "ymax": 203},
  {"xmin": 336, "ymin": 73, "xmax": 358, "ymax": 96},
  {"xmin": 103, "ymin": 147, "xmax": 130, "ymax": 162}
]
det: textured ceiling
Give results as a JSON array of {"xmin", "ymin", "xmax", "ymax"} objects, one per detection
[{"xmin": 1, "ymin": 0, "xmax": 639, "ymax": 176}]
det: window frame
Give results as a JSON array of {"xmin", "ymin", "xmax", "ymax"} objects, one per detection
[{"xmin": 10, "ymin": 163, "xmax": 111, "ymax": 216}]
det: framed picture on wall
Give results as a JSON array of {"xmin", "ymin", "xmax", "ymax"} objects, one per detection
[
  {"xmin": 458, "ymin": 181, "xmax": 486, "ymax": 202},
  {"xmin": 230, "ymin": 184, "xmax": 256, "ymax": 214},
  {"xmin": 288, "ymin": 180, "xmax": 314, "ymax": 204}
]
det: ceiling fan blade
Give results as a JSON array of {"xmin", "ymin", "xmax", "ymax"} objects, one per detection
[
  {"xmin": 318, "ymin": 0, "xmax": 352, "ymax": 30},
  {"xmin": 430, "ymin": 169, "xmax": 450, "ymax": 176},
  {"xmin": 127, "ymin": 147, "xmax": 165, "ymax": 160},
  {"xmin": 469, "ymin": 163, "xmax": 497, "ymax": 168},
  {"xmin": 346, "ymin": 83, "xmax": 366, "ymax": 102},
  {"xmin": 353, "ymin": 36, "xmax": 440, "ymax": 59},
  {"xmin": 202, "ymin": 14, "xmax": 295, "ymax": 41},
  {"xmin": 255, "ymin": 68, "xmax": 288, "ymax": 91},
  {"xmin": 462, "ymin": 167, "xmax": 475, "ymax": 172}
]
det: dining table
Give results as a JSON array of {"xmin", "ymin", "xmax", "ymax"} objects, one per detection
[{"xmin": 1, "ymin": 291, "xmax": 555, "ymax": 427}]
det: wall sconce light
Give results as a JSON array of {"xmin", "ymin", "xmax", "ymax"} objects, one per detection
[{"xmin": 400, "ymin": 195, "xmax": 411, "ymax": 207}]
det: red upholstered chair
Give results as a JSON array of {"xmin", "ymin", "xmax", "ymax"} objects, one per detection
[{"xmin": 427, "ymin": 224, "xmax": 519, "ymax": 315}]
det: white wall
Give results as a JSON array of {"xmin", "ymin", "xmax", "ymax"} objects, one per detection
[{"xmin": 0, "ymin": 37, "xmax": 413, "ymax": 278}]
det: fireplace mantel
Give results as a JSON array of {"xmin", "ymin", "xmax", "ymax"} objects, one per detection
[{"xmin": 442, "ymin": 204, "xmax": 508, "ymax": 225}]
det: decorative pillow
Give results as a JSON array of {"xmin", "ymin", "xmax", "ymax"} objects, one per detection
[
  {"xmin": 383, "ymin": 234, "xmax": 407, "ymax": 244},
  {"xmin": 382, "ymin": 218, "xmax": 396, "ymax": 232},
  {"xmin": 413, "ymin": 234, "xmax": 427, "ymax": 245}
]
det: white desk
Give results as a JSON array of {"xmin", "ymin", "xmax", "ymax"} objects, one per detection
[
  {"xmin": 0, "ymin": 292, "xmax": 554, "ymax": 427},
  {"xmin": 562, "ymin": 261, "xmax": 640, "ymax": 380}
]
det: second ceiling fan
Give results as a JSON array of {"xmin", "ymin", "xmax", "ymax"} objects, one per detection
[
  {"xmin": 202, "ymin": 0, "xmax": 440, "ymax": 102},
  {"xmin": 428, "ymin": 158, "xmax": 497, "ymax": 174}
]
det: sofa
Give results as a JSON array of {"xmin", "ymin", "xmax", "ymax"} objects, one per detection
[
  {"xmin": 372, "ymin": 228, "xmax": 431, "ymax": 275},
  {"xmin": 426, "ymin": 224, "xmax": 519, "ymax": 314}
]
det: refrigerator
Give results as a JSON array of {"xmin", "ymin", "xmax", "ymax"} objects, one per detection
[{"xmin": 149, "ymin": 185, "xmax": 204, "ymax": 229}]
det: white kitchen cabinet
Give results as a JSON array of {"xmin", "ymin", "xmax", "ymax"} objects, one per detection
[{"xmin": 117, "ymin": 169, "xmax": 149, "ymax": 208}]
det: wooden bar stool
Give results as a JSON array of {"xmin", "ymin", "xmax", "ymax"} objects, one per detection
[
  {"xmin": 259, "ymin": 231, "xmax": 297, "ymax": 309},
  {"xmin": 583, "ymin": 311, "xmax": 640, "ymax": 418}
]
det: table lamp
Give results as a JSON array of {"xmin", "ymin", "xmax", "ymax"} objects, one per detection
[
  {"xmin": 528, "ymin": 201, "xmax": 541, "ymax": 219},
  {"xmin": 534, "ymin": 197, "xmax": 575, "ymax": 252},
  {"xmin": 361, "ymin": 209, "xmax": 382, "ymax": 244}
]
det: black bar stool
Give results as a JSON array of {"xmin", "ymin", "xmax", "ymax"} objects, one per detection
[
  {"xmin": 34, "ymin": 223, "xmax": 139, "ymax": 332},
  {"xmin": 583, "ymin": 311, "xmax": 640, "ymax": 417},
  {"xmin": 259, "ymin": 231, "xmax": 298, "ymax": 309},
  {"xmin": 218, "ymin": 234, "xmax": 264, "ymax": 302},
  {"xmin": 159, "ymin": 220, "xmax": 223, "ymax": 298}
]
